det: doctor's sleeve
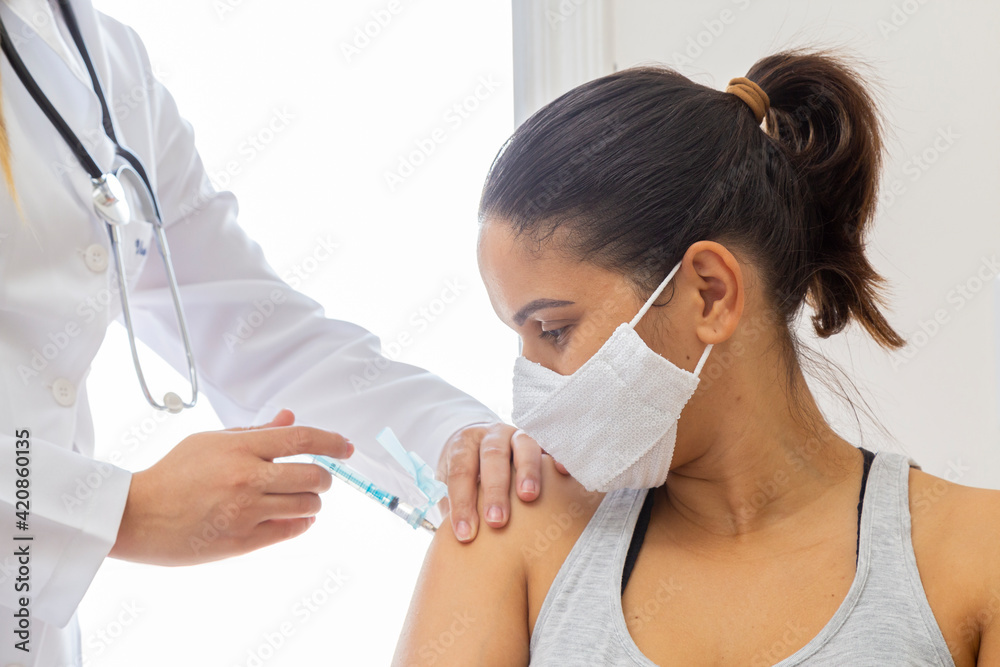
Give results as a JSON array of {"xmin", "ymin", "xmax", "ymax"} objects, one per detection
[
  {"xmin": 0, "ymin": 434, "xmax": 131, "ymax": 628},
  {"xmin": 114, "ymin": 28, "xmax": 497, "ymax": 501}
]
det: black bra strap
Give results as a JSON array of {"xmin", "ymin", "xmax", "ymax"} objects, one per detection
[
  {"xmin": 621, "ymin": 489, "xmax": 654, "ymax": 595},
  {"xmin": 856, "ymin": 446, "xmax": 876, "ymax": 563}
]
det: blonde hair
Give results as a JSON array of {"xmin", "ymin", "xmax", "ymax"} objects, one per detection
[{"xmin": 0, "ymin": 68, "xmax": 22, "ymax": 212}]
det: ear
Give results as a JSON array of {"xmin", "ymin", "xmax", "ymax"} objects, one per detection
[{"xmin": 682, "ymin": 241, "xmax": 744, "ymax": 345}]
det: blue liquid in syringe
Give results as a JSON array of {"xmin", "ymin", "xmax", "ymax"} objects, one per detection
[
  {"xmin": 310, "ymin": 454, "xmax": 434, "ymax": 531},
  {"xmin": 313, "ymin": 455, "xmax": 398, "ymax": 508}
]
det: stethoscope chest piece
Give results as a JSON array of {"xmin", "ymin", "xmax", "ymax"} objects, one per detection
[
  {"xmin": 93, "ymin": 163, "xmax": 160, "ymax": 227},
  {"xmin": 163, "ymin": 392, "xmax": 184, "ymax": 414},
  {"xmin": 91, "ymin": 172, "xmax": 130, "ymax": 226}
]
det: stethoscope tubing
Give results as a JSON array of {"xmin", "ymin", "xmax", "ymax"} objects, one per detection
[{"xmin": 0, "ymin": 0, "xmax": 198, "ymax": 413}]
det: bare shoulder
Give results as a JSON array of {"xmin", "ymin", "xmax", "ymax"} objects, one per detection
[
  {"xmin": 435, "ymin": 454, "xmax": 602, "ymax": 559},
  {"xmin": 392, "ymin": 458, "xmax": 603, "ymax": 666},
  {"xmin": 509, "ymin": 455, "xmax": 605, "ymax": 546},
  {"xmin": 909, "ymin": 465, "xmax": 1000, "ymax": 567},
  {"xmin": 908, "ymin": 466, "xmax": 1000, "ymax": 664},
  {"xmin": 478, "ymin": 455, "xmax": 605, "ymax": 631}
]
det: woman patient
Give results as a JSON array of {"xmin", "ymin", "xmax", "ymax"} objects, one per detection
[{"xmin": 393, "ymin": 51, "xmax": 999, "ymax": 666}]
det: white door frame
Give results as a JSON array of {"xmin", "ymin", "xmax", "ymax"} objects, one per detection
[{"xmin": 511, "ymin": 0, "xmax": 616, "ymax": 125}]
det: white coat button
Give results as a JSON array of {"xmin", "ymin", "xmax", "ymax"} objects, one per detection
[
  {"xmin": 84, "ymin": 243, "xmax": 109, "ymax": 272},
  {"xmin": 52, "ymin": 378, "xmax": 76, "ymax": 407}
]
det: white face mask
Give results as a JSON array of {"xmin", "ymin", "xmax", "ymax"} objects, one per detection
[{"xmin": 511, "ymin": 261, "xmax": 713, "ymax": 492}]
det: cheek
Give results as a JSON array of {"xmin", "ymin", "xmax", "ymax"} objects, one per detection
[
  {"xmin": 560, "ymin": 329, "xmax": 608, "ymax": 371},
  {"xmin": 525, "ymin": 311, "xmax": 627, "ymax": 374},
  {"xmin": 571, "ymin": 299, "xmax": 636, "ymax": 353},
  {"xmin": 633, "ymin": 309, "xmax": 692, "ymax": 367}
]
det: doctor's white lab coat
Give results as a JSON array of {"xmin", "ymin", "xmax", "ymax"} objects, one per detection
[{"xmin": 0, "ymin": 1, "xmax": 497, "ymax": 664}]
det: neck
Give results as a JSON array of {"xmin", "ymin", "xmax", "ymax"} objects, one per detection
[{"xmin": 660, "ymin": 356, "xmax": 862, "ymax": 541}]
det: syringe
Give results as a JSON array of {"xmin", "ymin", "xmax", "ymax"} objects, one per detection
[{"xmin": 310, "ymin": 454, "xmax": 437, "ymax": 532}]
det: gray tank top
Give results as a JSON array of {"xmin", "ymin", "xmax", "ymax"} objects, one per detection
[{"xmin": 529, "ymin": 450, "xmax": 956, "ymax": 666}]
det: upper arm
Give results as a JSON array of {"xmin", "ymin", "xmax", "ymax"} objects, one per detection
[
  {"xmin": 909, "ymin": 470, "xmax": 1000, "ymax": 665},
  {"xmin": 982, "ymin": 613, "xmax": 1000, "ymax": 666},
  {"xmin": 974, "ymin": 491, "xmax": 1000, "ymax": 665},
  {"xmin": 393, "ymin": 498, "xmax": 530, "ymax": 667},
  {"xmin": 394, "ymin": 458, "xmax": 598, "ymax": 666},
  {"xmin": 958, "ymin": 487, "xmax": 1000, "ymax": 666}
]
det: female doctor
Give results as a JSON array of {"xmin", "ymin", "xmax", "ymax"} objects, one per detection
[{"xmin": 0, "ymin": 0, "xmax": 548, "ymax": 664}]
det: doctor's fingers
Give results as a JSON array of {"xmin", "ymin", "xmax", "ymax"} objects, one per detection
[
  {"xmin": 240, "ymin": 425, "xmax": 355, "ymax": 462},
  {"xmin": 246, "ymin": 517, "xmax": 317, "ymax": 552},
  {"xmin": 478, "ymin": 425, "xmax": 518, "ymax": 529},
  {"xmin": 256, "ymin": 492, "xmax": 324, "ymax": 520},
  {"xmin": 511, "ymin": 430, "xmax": 543, "ymax": 501},
  {"xmin": 443, "ymin": 428, "xmax": 486, "ymax": 542},
  {"xmin": 258, "ymin": 461, "xmax": 333, "ymax": 494}
]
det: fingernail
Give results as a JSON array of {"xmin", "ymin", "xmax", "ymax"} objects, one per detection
[
  {"xmin": 520, "ymin": 479, "xmax": 537, "ymax": 496},
  {"xmin": 456, "ymin": 520, "xmax": 472, "ymax": 541},
  {"xmin": 486, "ymin": 505, "xmax": 502, "ymax": 524}
]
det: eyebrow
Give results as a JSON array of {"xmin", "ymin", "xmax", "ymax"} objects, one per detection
[{"xmin": 513, "ymin": 299, "xmax": 576, "ymax": 326}]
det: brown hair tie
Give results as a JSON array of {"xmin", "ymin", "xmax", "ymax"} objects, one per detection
[{"xmin": 726, "ymin": 77, "xmax": 770, "ymax": 124}]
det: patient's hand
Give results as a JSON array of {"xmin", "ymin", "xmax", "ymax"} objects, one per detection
[{"xmin": 437, "ymin": 423, "xmax": 568, "ymax": 542}]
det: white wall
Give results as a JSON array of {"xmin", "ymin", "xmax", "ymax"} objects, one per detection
[
  {"xmin": 529, "ymin": 0, "xmax": 1000, "ymax": 487},
  {"xmin": 80, "ymin": 1, "xmax": 514, "ymax": 665}
]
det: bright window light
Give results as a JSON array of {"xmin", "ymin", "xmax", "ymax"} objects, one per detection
[{"xmin": 80, "ymin": 2, "xmax": 514, "ymax": 665}]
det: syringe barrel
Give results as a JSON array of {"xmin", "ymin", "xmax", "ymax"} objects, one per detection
[
  {"xmin": 311, "ymin": 455, "xmax": 435, "ymax": 531},
  {"xmin": 312, "ymin": 455, "xmax": 398, "ymax": 508}
]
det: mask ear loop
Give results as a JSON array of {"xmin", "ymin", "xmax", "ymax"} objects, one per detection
[
  {"xmin": 693, "ymin": 342, "xmax": 714, "ymax": 377},
  {"xmin": 629, "ymin": 261, "xmax": 683, "ymax": 328},
  {"xmin": 628, "ymin": 260, "xmax": 715, "ymax": 377}
]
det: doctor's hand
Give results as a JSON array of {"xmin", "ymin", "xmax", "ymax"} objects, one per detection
[
  {"xmin": 437, "ymin": 423, "xmax": 569, "ymax": 542},
  {"xmin": 109, "ymin": 409, "xmax": 352, "ymax": 566}
]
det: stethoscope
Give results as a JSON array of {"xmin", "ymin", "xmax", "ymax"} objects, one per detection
[{"xmin": 0, "ymin": 0, "xmax": 198, "ymax": 413}]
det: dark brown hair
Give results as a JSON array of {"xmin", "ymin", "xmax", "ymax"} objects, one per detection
[{"xmin": 479, "ymin": 50, "xmax": 904, "ymax": 352}]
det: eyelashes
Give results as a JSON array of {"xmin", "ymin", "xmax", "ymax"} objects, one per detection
[{"xmin": 539, "ymin": 325, "xmax": 571, "ymax": 345}]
